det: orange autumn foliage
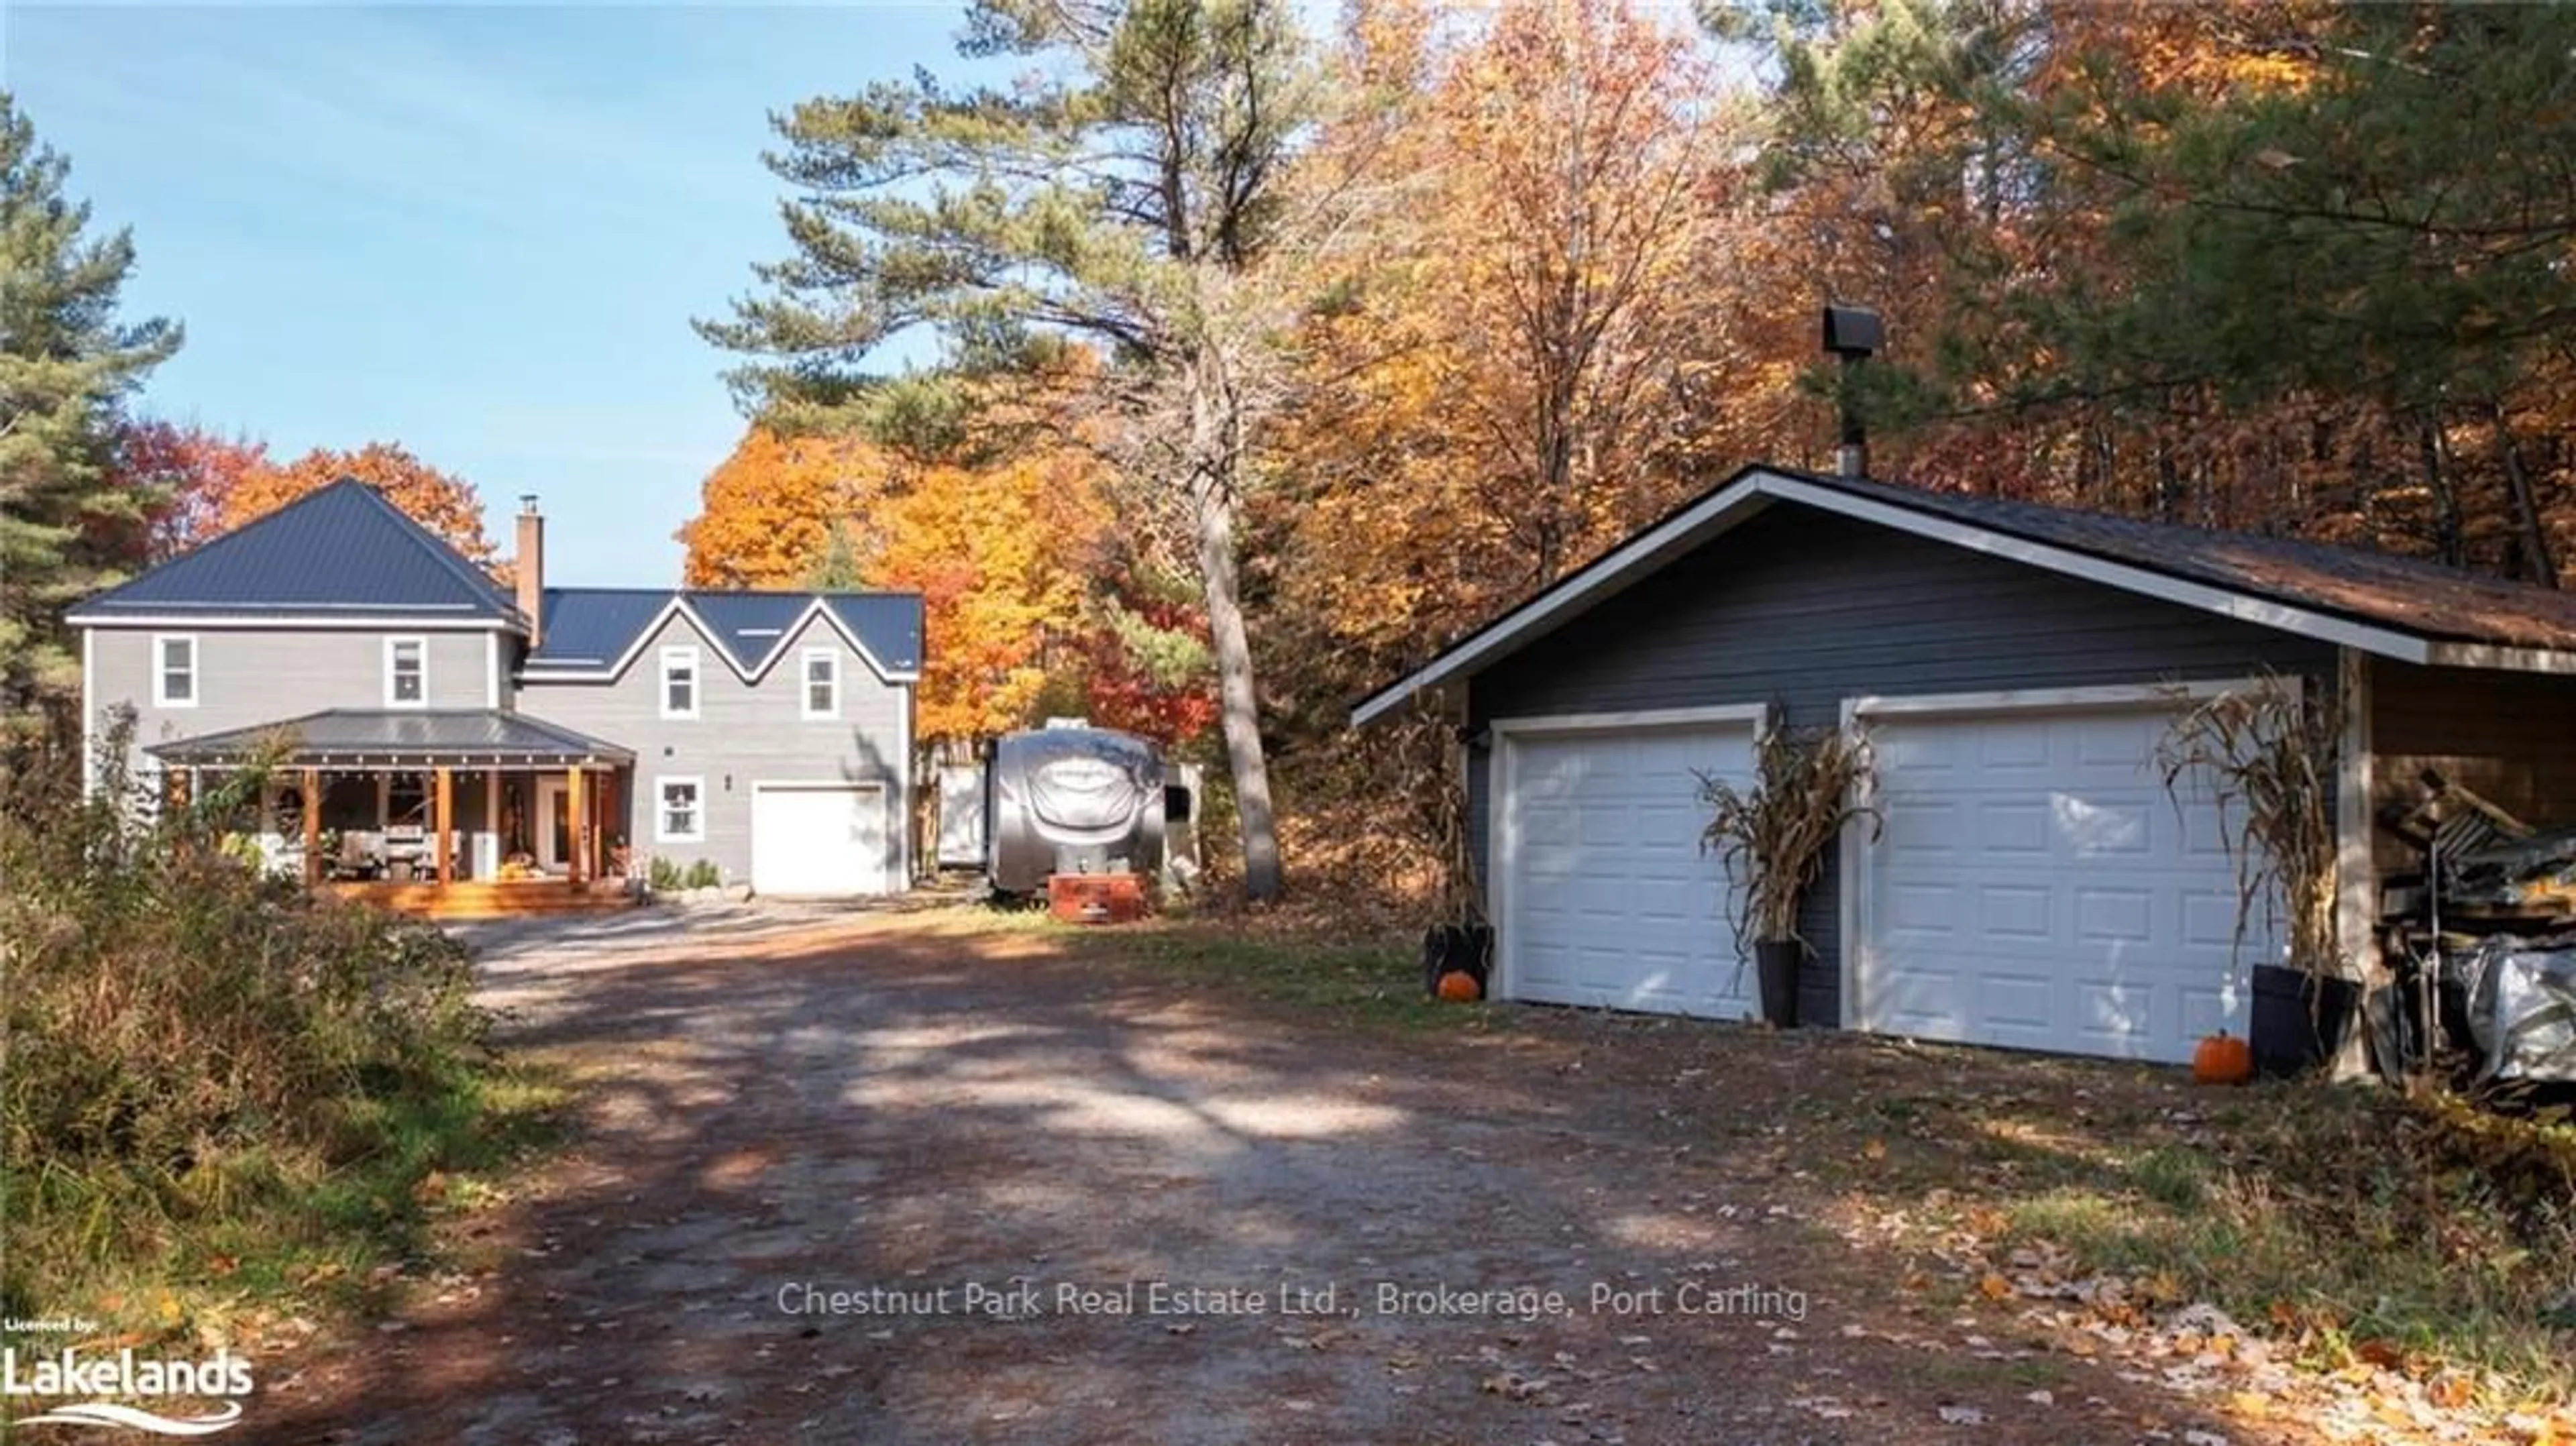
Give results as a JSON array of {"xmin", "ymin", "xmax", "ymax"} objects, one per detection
[
  {"xmin": 108, "ymin": 419, "xmax": 271, "ymax": 563},
  {"xmin": 1275, "ymin": 0, "xmax": 1788, "ymax": 703},
  {"xmin": 677, "ymin": 424, "xmax": 1208, "ymax": 748},
  {"xmin": 676, "ymin": 427, "xmax": 909, "ymax": 588},
  {"xmin": 870, "ymin": 451, "xmax": 1101, "ymax": 744},
  {"xmin": 220, "ymin": 441, "xmax": 496, "ymax": 566}
]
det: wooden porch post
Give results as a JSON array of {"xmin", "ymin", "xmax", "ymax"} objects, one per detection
[
  {"xmin": 566, "ymin": 766, "xmax": 588, "ymax": 887},
  {"xmin": 434, "ymin": 767, "xmax": 454, "ymax": 887},
  {"xmin": 302, "ymin": 768, "xmax": 323, "ymax": 887},
  {"xmin": 596, "ymin": 770, "xmax": 616, "ymax": 878},
  {"xmin": 484, "ymin": 767, "xmax": 500, "ymax": 878}
]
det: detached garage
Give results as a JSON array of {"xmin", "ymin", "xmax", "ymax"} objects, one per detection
[
  {"xmin": 1847, "ymin": 688, "xmax": 2247, "ymax": 1062},
  {"xmin": 1354, "ymin": 464, "xmax": 2576, "ymax": 1064},
  {"xmin": 1492, "ymin": 709, "xmax": 1757, "ymax": 1017}
]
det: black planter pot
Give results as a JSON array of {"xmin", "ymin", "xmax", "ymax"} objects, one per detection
[
  {"xmin": 1754, "ymin": 940, "xmax": 1803, "ymax": 1028},
  {"xmin": 2249, "ymin": 963, "xmax": 2361, "ymax": 1077},
  {"xmin": 1422, "ymin": 924, "xmax": 1495, "ymax": 999}
]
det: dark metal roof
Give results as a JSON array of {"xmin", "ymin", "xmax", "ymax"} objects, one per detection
[
  {"xmin": 148, "ymin": 710, "xmax": 633, "ymax": 766},
  {"xmin": 1779, "ymin": 466, "xmax": 2576, "ymax": 652},
  {"xmin": 692, "ymin": 592, "xmax": 824, "ymax": 671},
  {"xmin": 69, "ymin": 478, "xmax": 522, "ymax": 624},
  {"xmin": 527, "ymin": 589, "xmax": 669, "ymax": 668},
  {"xmin": 525, "ymin": 588, "xmax": 924, "ymax": 676},
  {"xmin": 1353, "ymin": 461, "xmax": 2576, "ymax": 724},
  {"xmin": 817, "ymin": 594, "xmax": 926, "ymax": 674}
]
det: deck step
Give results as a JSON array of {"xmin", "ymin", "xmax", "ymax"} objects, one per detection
[{"xmin": 325, "ymin": 880, "xmax": 638, "ymax": 922}]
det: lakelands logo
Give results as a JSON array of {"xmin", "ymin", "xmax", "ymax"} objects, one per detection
[{"xmin": 3, "ymin": 1346, "xmax": 253, "ymax": 1436}]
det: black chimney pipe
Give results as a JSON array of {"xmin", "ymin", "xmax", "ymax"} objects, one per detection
[{"xmin": 1822, "ymin": 304, "xmax": 1884, "ymax": 479}]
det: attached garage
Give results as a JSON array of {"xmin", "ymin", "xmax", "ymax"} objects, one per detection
[
  {"xmin": 751, "ymin": 783, "xmax": 889, "ymax": 897},
  {"xmin": 1358, "ymin": 463, "xmax": 2576, "ymax": 1064},
  {"xmin": 1492, "ymin": 710, "xmax": 1758, "ymax": 1016}
]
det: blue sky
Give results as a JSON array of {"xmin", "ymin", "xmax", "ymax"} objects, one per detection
[{"xmin": 5, "ymin": 3, "xmax": 984, "ymax": 584}]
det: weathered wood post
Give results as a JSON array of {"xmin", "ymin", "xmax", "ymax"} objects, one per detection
[
  {"xmin": 303, "ymin": 768, "xmax": 323, "ymax": 887},
  {"xmin": 567, "ymin": 767, "xmax": 588, "ymax": 887},
  {"xmin": 434, "ymin": 767, "xmax": 454, "ymax": 887}
]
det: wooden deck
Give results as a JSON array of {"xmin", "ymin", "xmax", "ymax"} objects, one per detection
[{"xmin": 325, "ymin": 878, "xmax": 638, "ymax": 921}]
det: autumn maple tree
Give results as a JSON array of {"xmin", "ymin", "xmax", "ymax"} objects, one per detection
[
  {"xmin": 108, "ymin": 419, "xmax": 269, "ymax": 561},
  {"xmin": 678, "ymin": 416, "xmax": 1217, "ymax": 752},
  {"xmin": 220, "ymin": 441, "xmax": 497, "ymax": 565},
  {"xmin": 676, "ymin": 427, "xmax": 906, "ymax": 589},
  {"xmin": 869, "ymin": 451, "xmax": 1099, "ymax": 746},
  {"xmin": 1267, "ymin": 0, "xmax": 1786, "ymax": 721}
]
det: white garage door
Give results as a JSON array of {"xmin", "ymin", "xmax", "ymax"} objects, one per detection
[
  {"xmin": 1497, "ymin": 714, "xmax": 1757, "ymax": 1017},
  {"xmin": 751, "ymin": 783, "xmax": 888, "ymax": 897},
  {"xmin": 1851, "ymin": 696, "xmax": 2255, "ymax": 1062}
]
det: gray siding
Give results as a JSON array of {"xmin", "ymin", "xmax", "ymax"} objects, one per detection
[
  {"xmin": 1466, "ymin": 508, "xmax": 2335, "ymax": 1026},
  {"xmin": 87, "ymin": 625, "xmax": 504, "ymax": 787},
  {"xmin": 517, "ymin": 610, "xmax": 910, "ymax": 890}
]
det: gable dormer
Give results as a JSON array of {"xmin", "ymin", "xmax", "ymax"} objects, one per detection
[{"xmin": 517, "ymin": 590, "xmax": 921, "ymax": 685}]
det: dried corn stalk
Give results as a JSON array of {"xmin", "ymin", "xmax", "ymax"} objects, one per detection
[
  {"xmin": 1698, "ymin": 721, "xmax": 1878, "ymax": 956},
  {"xmin": 2155, "ymin": 672, "xmax": 2343, "ymax": 979}
]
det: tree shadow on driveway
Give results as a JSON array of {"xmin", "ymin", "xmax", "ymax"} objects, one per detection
[{"xmin": 253, "ymin": 911, "xmax": 2286, "ymax": 1446}]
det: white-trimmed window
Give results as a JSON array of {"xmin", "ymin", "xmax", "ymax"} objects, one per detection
[
  {"xmin": 659, "ymin": 646, "xmax": 700, "ymax": 720},
  {"xmin": 655, "ymin": 777, "xmax": 704, "ymax": 843},
  {"xmin": 153, "ymin": 634, "xmax": 198, "ymax": 708},
  {"xmin": 801, "ymin": 649, "xmax": 839, "ymax": 720},
  {"xmin": 384, "ymin": 636, "xmax": 428, "ymax": 708}
]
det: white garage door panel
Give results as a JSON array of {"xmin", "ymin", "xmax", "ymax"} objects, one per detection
[
  {"xmin": 1503, "ymin": 722, "xmax": 1755, "ymax": 1018},
  {"xmin": 1856, "ymin": 704, "xmax": 2259, "ymax": 1063},
  {"xmin": 752, "ymin": 784, "xmax": 888, "ymax": 897}
]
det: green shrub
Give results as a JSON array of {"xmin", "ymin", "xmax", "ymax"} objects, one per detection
[
  {"xmin": 0, "ymin": 723, "xmax": 521, "ymax": 1324},
  {"xmin": 647, "ymin": 854, "xmax": 684, "ymax": 893},
  {"xmin": 684, "ymin": 858, "xmax": 721, "ymax": 889}
]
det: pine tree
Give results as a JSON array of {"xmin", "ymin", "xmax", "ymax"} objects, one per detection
[
  {"xmin": 0, "ymin": 95, "xmax": 180, "ymax": 749},
  {"xmin": 804, "ymin": 521, "xmax": 866, "ymax": 592},
  {"xmin": 2029, "ymin": 4, "xmax": 2576, "ymax": 584},
  {"xmin": 702, "ymin": 0, "xmax": 1318, "ymax": 899}
]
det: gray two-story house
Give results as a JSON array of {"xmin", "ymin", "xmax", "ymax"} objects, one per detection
[{"xmin": 71, "ymin": 478, "xmax": 924, "ymax": 905}]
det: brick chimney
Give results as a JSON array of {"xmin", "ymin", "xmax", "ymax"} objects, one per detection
[{"xmin": 515, "ymin": 495, "xmax": 545, "ymax": 648}]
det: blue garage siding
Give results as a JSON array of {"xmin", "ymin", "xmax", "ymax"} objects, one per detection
[{"xmin": 1465, "ymin": 505, "xmax": 2335, "ymax": 1027}]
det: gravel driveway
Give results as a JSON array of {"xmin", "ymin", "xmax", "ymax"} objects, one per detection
[{"xmin": 256, "ymin": 908, "xmax": 2279, "ymax": 1445}]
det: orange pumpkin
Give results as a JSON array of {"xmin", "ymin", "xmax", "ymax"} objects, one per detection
[
  {"xmin": 2192, "ymin": 1030, "xmax": 2255, "ymax": 1085},
  {"xmin": 1436, "ymin": 970, "xmax": 1483, "ymax": 1003}
]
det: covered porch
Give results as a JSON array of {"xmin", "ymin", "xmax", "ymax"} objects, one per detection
[{"xmin": 151, "ymin": 709, "xmax": 639, "ymax": 919}]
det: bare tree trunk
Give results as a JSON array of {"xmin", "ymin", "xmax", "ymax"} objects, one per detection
[
  {"xmin": 1187, "ymin": 350, "xmax": 1283, "ymax": 901},
  {"xmin": 2417, "ymin": 413, "xmax": 2465, "ymax": 568},
  {"xmin": 2492, "ymin": 402, "xmax": 2561, "ymax": 588},
  {"xmin": 2154, "ymin": 436, "xmax": 2184, "ymax": 524}
]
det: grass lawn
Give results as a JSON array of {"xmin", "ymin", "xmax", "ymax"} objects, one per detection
[
  {"xmin": 6, "ymin": 1056, "xmax": 573, "ymax": 1357},
  {"xmin": 921, "ymin": 901, "xmax": 1483, "ymax": 1032},
  {"xmin": 1793, "ymin": 1048, "xmax": 2576, "ymax": 1404},
  {"xmin": 958, "ymin": 904, "xmax": 2576, "ymax": 1408}
]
